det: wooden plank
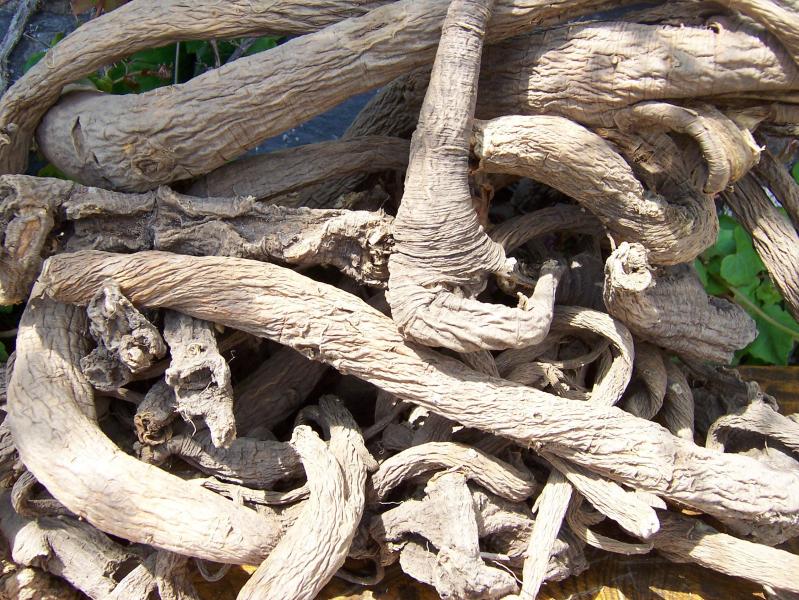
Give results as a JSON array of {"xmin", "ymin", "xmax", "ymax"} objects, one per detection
[{"xmin": 738, "ymin": 365, "xmax": 799, "ymax": 415}]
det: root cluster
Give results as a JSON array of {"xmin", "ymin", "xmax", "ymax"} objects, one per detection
[{"xmin": 1, "ymin": 0, "xmax": 799, "ymax": 598}]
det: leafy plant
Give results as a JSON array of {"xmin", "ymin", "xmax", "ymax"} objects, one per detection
[{"xmin": 695, "ymin": 214, "xmax": 799, "ymax": 365}]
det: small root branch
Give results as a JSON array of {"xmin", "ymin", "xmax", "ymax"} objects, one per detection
[{"xmin": 163, "ymin": 310, "xmax": 236, "ymax": 448}]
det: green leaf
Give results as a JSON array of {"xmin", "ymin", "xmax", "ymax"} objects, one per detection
[
  {"xmin": 702, "ymin": 215, "xmax": 737, "ymax": 260},
  {"xmin": 243, "ymin": 36, "xmax": 280, "ymax": 56},
  {"xmin": 793, "ymin": 160, "xmax": 799, "ymax": 185},
  {"xmin": 37, "ymin": 163, "xmax": 70, "ymax": 180},
  {"xmin": 0, "ymin": 342, "xmax": 6, "ymax": 363},
  {"xmin": 720, "ymin": 227, "xmax": 765, "ymax": 286},
  {"xmin": 694, "ymin": 260, "xmax": 709, "ymax": 288},
  {"xmin": 22, "ymin": 51, "xmax": 46, "ymax": 73},
  {"xmin": 745, "ymin": 304, "xmax": 799, "ymax": 365},
  {"xmin": 0, "ymin": 305, "xmax": 11, "ymax": 314},
  {"xmin": 754, "ymin": 279, "xmax": 783, "ymax": 306},
  {"xmin": 88, "ymin": 74, "xmax": 114, "ymax": 93}
]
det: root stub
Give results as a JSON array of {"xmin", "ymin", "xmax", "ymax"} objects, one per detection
[{"xmin": 3, "ymin": 1, "xmax": 799, "ymax": 598}]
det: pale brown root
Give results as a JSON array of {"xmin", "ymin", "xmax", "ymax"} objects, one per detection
[
  {"xmin": 162, "ymin": 311, "xmax": 236, "ymax": 448},
  {"xmin": 32, "ymin": 0, "xmax": 623, "ymax": 191},
  {"xmin": 7, "ymin": 297, "xmax": 282, "ymax": 563},
  {"xmin": 510, "ymin": 306, "xmax": 635, "ymax": 597},
  {"xmin": 613, "ymin": 102, "xmax": 761, "ymax": 194},
  {"xmin": 473, "ymin": 116, "xmax": 718, "ymax": 265},
  {"xmin": 0, "ymin": 492, "xmax": 138, "ymax": 599},
  {"xmin": 489, "ymin": 204, "xmax": 603, "ymax": 254},
  {"xmin": 620, "ymin": 343, "xmax": 667, "ymax": 419},
  {"xmin": 714, "ymin": 0, "xmax": 799, "ymax": 67},
  {"xmin": 0, "ymin": 0, "xmax": 392, "ymax": 175},
  {"xmin": 371, "ymin": 442, "xmax": 538, "ymax": 502},
  {"xmin": 477, "ymin": 21, "xmax": 799, "ymax": 128},
  {"xmin": 604, "ymin": 242, "xmax": 758, "ymax": 363},
  {"xmin": 544, "ymin": 454, "xmax": 660, "ymax": 540},
  {"xmin": 10, "ymin": 469, "xmax": 71, "ymax": 518},
  {"xmin": 198, "ymin": 478, "xmax": 309, "ymax": 506},
  {"xmin": 0, "ymin": 174, "xmax": 395, "ymax": 294},
  {"xmin": 388, "ymin": 0, "xmax": 570, "ymax": 352},
  {"xmin": 723, "ymin": 174, "xmax": 799, "ymax": 321},
  {"xmin": 187, "ymin": 136, "xmax": 409, "ymax": 200},
  {"xmin": 142, "ymin": 429, "xmax": 303, "ymax": 489},
  {"xmin": 38, "ymin": 251, "xmax": 799, "ymax": 537},
  {"xmin": 514, "ymin": 469, "xmax": 570, "ymax": 600},
  {"xmin": 753, "ymin": 143, "xmax": 799, "ymax": 228},
  {"xmin": 1, "ymin": 567, "xmax": 82, "ymax": 600},
  {"xmin": 134, "ymin": 379, "xmax": 176, "ymax": 444},
  {"xmin": 81, "ymin": 280, "xmax": 166, "ymax": 394},
  {"xmin": 652, "ymin": 511, "xmax": 799, "ymax": 594},
  {"xmin": 238, "ymin": 408, "xmax": 368, "ymax": 600},
  {"xmin": 107, "ymin": 555, "xmax": 157, "ymax": 600},
  {"xmin": 379, "ymin": 472, "xmax": 518, "ymax": 599},
  {"xmin": 154, "ymin": 551, "xmax": 198, "ymax": 600},
  {"xmin": 566, "ymin": 496, "xmax": 654, "ymax": 556},
  {"xmin": 0, "ymin": 419, "xmax": 18, "ymax": 487},
  {"xmin": 707, "ymin": 399, "xmax": 799, "ymax": 453},
  {"xmin": 0, "ymin": 176, "xmax": 66, "ymax": 304},
  {"xmin": 658, "ymin": 362, "xmax": 695, "ymax": 441}
]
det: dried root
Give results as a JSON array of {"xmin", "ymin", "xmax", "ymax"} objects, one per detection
[{"xmin": 1, "ymin": 2, "xmax": 798, "ymax": 598}]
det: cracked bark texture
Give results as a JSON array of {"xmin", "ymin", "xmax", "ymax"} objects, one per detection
[
  {"xmin": 142, "ymin": 429, "xmax": 303, "ymax": 489},
  {"xmin": 371, "ymin": 441, "xmax": 537, "ymax": 502},
  {"xmin": 473, "ymin": 116, "xmax": 718, "ymax": 265},
  {"xmin": 81, "ymin": 280, "xmax": 166, "ymax": 393},
  {"xmin": 31, "ymin": 0, "xmax": 626, "ymax": 191},
  {"xmin": 239, "ymin": 397, "xmax": 373, "ymax": 600},
  {"xmin": 0, "ymin": 492, "xmax": 137, "ymax": 599},
  {"xmin": 387, "ymin": 0, "xmax": 565, "ymax": 352},
  {"xmin": 0, "ymin": 0, "xmax": 395, "ymax": 176},
  {"xmin": 162, "ymin": 310, "xmax": 236, "ymax": 448},
  {"xmin": 37, "ymin": 251, "xmax": 799, "ymax": 537},
  {"xmin": 604, "ymin": 242, "xmax": 758, "ymax": 363},
  {"xmin": 477, "ymin": 20, "xmax": 799, "ymax": 128},
  {"xmin": 187, "ymin": 136, "xmax": 409, "ymax": 201},
  {"xmin": 378, "ymin": 472, "xmax": 518, "ymax": 598},
  {"xmin": 7, "ymin": 296, "xmax": 283, "ymax": 564},
  {"xmin": 0, "ymin": 175, "xmax": 395, "ymax": 294}
]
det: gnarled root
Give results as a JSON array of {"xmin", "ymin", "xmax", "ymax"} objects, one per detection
[
  {"xmin": 376, "ymin": 472, "xmax": 518, "ymax": 599},
  {"xmin": 187, "ymin": 136, "xmax": 409, "ymax": 201},
  {"xmin": 387, "ymin": 0, "xmax": 566, "ymax": 352},
  {"xmin": 81, "ymin": 280, "xmax": 166, "ymax": 393},
  {"xmin": 0, "ymin": 174, "xmax": 395, "ymax": 291},
  {"xmin": 0, "ymin": 0, "xmax": 391, "ymax": 176},
  {"xmin": 473, "ymin": 116, "xmax": 718, "ymax": 265},
  {"xmin": 613, "ymin": 101, "xmax": 761, "ymax": 194},
  {"xmin": 162, "ymin": 311, "xmax": 236, "ymax": 448},
  {"xmin": 37, "ymin": 250, "xmax": 799, "ymax": 537},
  {"xmin": 0, "ymin": 491, "xmax": 138, "ymax": 599},
  {"xmin": 30, "ymin": 0, "xmax": 620, "ymax": 191},
  {"xmin": 7, "ymin": 296, "xmax": 282, "ymax": 564},
  {"xmin": 371, "ymin": 441, "xmax": 538, "ymax": 502},
  {"xmin": 239, "ymin": 396, "xmax": 373, "ymax": 599},
  {"xmin": 604, "ymin": 242, "xmax": 757, "ymax": 363}
]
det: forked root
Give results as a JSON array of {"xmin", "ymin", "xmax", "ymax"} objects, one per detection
[
  {"xmin": 604, "ymin": 242, "xmax": 757, "ymax": 363},
  {"xmin": 473, "ymin": 116, "xmax": 718, "ymax": 265}
]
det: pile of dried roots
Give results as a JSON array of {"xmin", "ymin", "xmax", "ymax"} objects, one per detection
[{"xmin": 2, "ymin": 0, "xmax": 799, "ymax": 598}]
